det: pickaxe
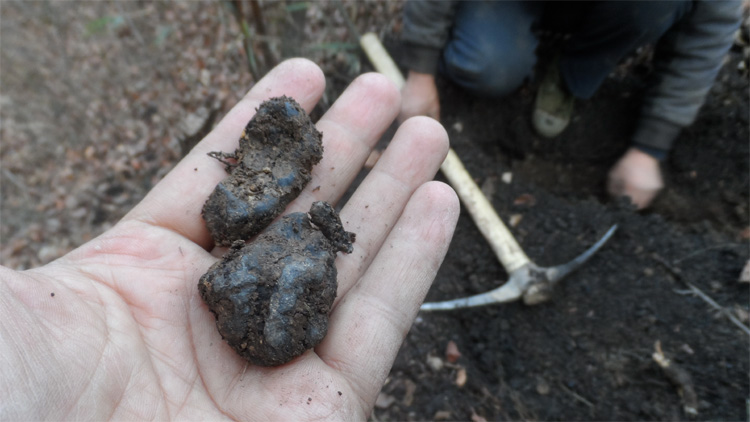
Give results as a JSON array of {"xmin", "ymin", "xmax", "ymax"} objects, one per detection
[{"xmin": 359, "ymin": 33, "xmax": 617, "ymax": 310}]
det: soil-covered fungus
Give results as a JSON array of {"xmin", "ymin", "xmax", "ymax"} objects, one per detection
[
  {"xmin": 198, "ymin": 201, "xmax": 355, "ymax": 366},
  {"xmin": 202, "ymin": 96, "xmax": 323, "ymax": 246}
]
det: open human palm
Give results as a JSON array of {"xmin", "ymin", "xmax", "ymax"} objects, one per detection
[{"xmin": 1, "ymin": 59, "xmax": 459, "ymax": 420}]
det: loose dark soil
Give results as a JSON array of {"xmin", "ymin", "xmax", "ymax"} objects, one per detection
[
  {"xmin": 199, "ymin": 201, "xmax": 354, "ymax": 367},
  {"xmin": 202, "ymin": 96, "xmax": 323, "ymax": 246},
  {"xmin": 373, "ymin": 49, "xmax": 749, "ymax": 421}
]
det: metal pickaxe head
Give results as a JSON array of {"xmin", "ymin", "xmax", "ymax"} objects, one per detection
[{"xmin": 421, "ymin": 225, "xmax": 618, "ymax": 311}]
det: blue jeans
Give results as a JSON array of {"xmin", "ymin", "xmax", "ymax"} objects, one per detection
[{"xmin": 441, "ymin": 1, "xmax": 693, "ymax": 99}]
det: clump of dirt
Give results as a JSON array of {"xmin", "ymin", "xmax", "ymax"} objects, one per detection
[
  {"xmin": 202, "ymin": 96, "xmax": 323, "ymax": 246},
  {"xmin": 199, "ymin": 201, "xmax": 355, "ymax": 367}
]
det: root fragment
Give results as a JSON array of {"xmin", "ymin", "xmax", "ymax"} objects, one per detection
[{"xmin": 652, "ymin": 340, "xmax": 698, "ymax": 416}]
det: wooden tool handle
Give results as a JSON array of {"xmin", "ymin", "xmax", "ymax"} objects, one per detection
[
  {"xmin": 360, "ymin": 33, "xmax": 405, "ymax": 89},
  {"xmin": 440, "ymin": 150, "xmax": 530, "ymax": 272},
  {"xmin": 360, "ymin": 32, "xmax": 531, "ymax": 273}
]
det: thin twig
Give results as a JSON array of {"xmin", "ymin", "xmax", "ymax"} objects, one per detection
[
  {"xmin": 685, "ymin": 282, "xmax": 750, "ymax": 336},
  {"xmin": 674, "ymin": 243, "xmax": 739, "ymax": 264},
  {"xmin": 652, "ymin": 341, "xmax": 698, "ymax": 416},
  {"xmin": 672, "ymin": 289, "xmax": 695, "ymax": 295},
  {"xmin": 652, "ymin": 254, "xmax": 683, "ymax": 278},
  {"xmin": 334, "ymin": 1, "xmax": 361, "ymax": 40},
  {"xmin": 558, "ymin": 382, "xmax": 594, "ymax": 408},
  {"xmin": 249, "ymin": 0, "xmax": 275, "ymax": 70},
  {"xmin": 653, "ymin": 255, "xmax": 750, "ymax": 337},
  {"xmin": 228, "ymin": 0, "xmax": 260, "ymax": 80},
  {"xmin": 216, "ymin": 0, "xmax": 228, "ymax": 51},
  {"xmin": 2, "ymin": 168, "xmax": 36, "ymax": 199},
  {"xmin": 115, "ymin": 1, "xmax": 145, "ymax": 45}
]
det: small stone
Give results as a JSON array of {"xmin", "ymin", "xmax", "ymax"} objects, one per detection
[
  {"xmin": 501, "ymin": 172, "xmax": 513, "ymax": 184},
  {"xmin": 734, "ymin": 306, "xmax": 749, "ymax": 323},
  {"xmin": 427, "ymin": 355, "xmax": 444, "ymax": 371},
  {"xmin": 200, "ymin": 69, "xmax": 211, "ymax": 86},
  {"xmin": 536, "ymin": 378, "xmax": 551, "ymax": 395}
]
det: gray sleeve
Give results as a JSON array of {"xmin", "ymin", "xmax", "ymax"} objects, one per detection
[
  {"xmin": 401, "ymin": 0, "xmax": 460, "ymax": 74},
  {"xmin": 633, "ymin": 0, "xmax": 742, "ymax": 152}
]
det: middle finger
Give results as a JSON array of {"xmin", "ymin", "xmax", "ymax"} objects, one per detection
[
  {"xmin": 333, "ymin": 116, "xmax": 450, "ymax": 304},
  {"xmin": 285, "ymin": 72, "xmax": 401, "ymax": 213}
]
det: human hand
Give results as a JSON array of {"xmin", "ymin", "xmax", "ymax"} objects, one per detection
[
  {"xmin": 398, "ymin": 70, "xmax": 440, "ymax": 122},
  {"xmin": 0, "ymin": 59, "xmax": 459, "ymax": 420},
  {"xmin": 607, "ymin": 147, "xmax": 664, "ymax": 209}
]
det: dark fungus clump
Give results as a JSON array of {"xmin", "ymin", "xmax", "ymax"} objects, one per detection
[
  {"xmin": 198, "ymin": 201, "xmax": 355, "ymax": 366},
  {"xmin": 202, "ymin": 96, "xmax": 323, "ymax": 246}
]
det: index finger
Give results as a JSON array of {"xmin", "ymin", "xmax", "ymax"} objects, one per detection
[{"xmin": 123, "ymin": 59, "xmax": 326, "ymax": 249}]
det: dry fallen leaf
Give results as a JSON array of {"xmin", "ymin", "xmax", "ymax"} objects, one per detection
[
  {"xmin": 9, "ymin": 238, "xmax": 28, "ymax": 255},
  {"xmin": 513, "ymin": 193, "xmax": 537, "ymax": 206},
  {"xmin": 445, "ymin": 340, "xmax": 461, "ymax": 363},
  {"xmin": 509, "ymin": 214, "xmax": 523, "ymax": 228},
  {"xmin": 434, "ymin": 410, "xmax": 452, "ymax": 421},
  {"xmin": 740, "ymin": 259, "xmax": 750, "ymax": 283},
  {"xmin": 471, "ymin": 410, "xmax": 488, "ymax": 422},
  {"xmin": 455, "ymin": 367, "xmax": 467, "ymax": 387},
  {"xmin": 402, "ymin": 379, "xmax": 416, "ymax": 406},
  {"xmin": 84, "ymin": 145, "xmax": 96, "ymax": 160}
]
